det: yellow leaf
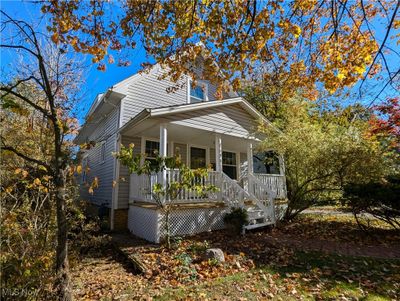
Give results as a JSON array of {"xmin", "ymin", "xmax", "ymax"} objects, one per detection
[
  {"xmin": 337, "ymin": 72, "xmax": 346, "ymax": 80},
  {"xmin": 293, "ymin": 25, "xmax": 301, "ymax": 38},
  {"xmin": 34, "ymin": 178, "xmax": 41, "ymax": 186},
  {"xmin": 92, "ymin": 177, "xmax": 99, "ymax": 188},
  {"xmin": 354, "ymin": 65, "xmax": 366, "ymax": 75},
  {"xmin": 76, "ymin": 165, "xmax": 82, "ymax": 174}
]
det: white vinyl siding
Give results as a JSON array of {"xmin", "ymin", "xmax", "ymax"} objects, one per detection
[
  {"xmin": 120, "ymin": 65, "xmax": 224, "ymax": 126},
  {"xmin": 121, "ymin": 65, "xmax": 187, "ymax": 126},
  {"xmin": 163, "ymin": 104, "xmax": 258, "ymax": 138},
  {"xmin": 79, "ymin": 105, "xmax": 120, "ymax": 208},
  {"xmin": 117, "ymin": 136, "xmax": 141, "ymax": 209}
]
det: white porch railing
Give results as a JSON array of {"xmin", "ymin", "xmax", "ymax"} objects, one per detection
[
  {"xmin": 129, "ymin": 169, "xmax": 220, "ymax": 203},
  {"xmin": 253, "ymin": 173, "xmax": 287, "ymax": 199}
]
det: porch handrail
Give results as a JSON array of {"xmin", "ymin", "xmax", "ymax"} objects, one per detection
[
  {"xmin": 218, "ymin": 172, "xmax": 247, "ymax": 209},
  {"xmin": 245, "ymin": 173, "xmax": 276, "ymax": 224},
  {"xmin": 253, "ymin": 173, "xmax": 287, "ymax": 199},
  {"xmin": 129, "ymin": 169, "xmax": 220, "ymax": 204},
  {"xmin": 219, "ymin": 172, "xmax": 275, "ymax": 224}
]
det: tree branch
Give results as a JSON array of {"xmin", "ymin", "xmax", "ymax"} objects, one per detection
[
  {"xmin": 359, "ymin": 1, "xmax": 400, "ymax": 96},
  {"xmin": 1, "ymin": 144, "xmax": 51, "ymax": 171}
]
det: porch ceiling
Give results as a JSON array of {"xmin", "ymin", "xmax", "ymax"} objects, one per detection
[{"xmin": 122, "ymin": 120, "xmax": 255, "ymax": 153}]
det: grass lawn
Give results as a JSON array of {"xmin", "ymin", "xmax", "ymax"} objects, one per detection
[{"xmin": 71, "ymin": 213, "xmax": 400, "ymax": 300}]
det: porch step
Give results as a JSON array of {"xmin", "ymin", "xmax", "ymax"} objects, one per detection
[
  {"xmin": 246, "ymin": 208, "xmax": 265, "ymax": 220},
  {"xmin": 244, "ymin": 221, "xmax": 274, "ymax": 231}
]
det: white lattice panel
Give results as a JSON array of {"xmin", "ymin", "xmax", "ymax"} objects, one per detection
[
  {"xmin": 275, "ymin": 204, "xmax": 288, "ymax": 220},
  {"xmin": 128, "ymin": 206, "xmax": 162, "ymax": 243},
  {"xmin": 128, "ymin": 205, "xmax": 228, "ymax": 243},
  {"xmin": 159, "ymin": 207, "xmax": 229, "ymax": 239}
]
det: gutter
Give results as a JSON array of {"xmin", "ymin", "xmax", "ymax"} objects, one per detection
[{"xmin": 118, "ymin": 109, "xmax": 151, "ymax": 135}]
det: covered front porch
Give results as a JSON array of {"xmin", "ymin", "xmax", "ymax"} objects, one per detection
[
  {"xmin": 117, "ymin": 100, "xmax": 287, "ymax": 242},
  {"xmin": 122, "ymin": 122, "xmax": 287, "ymax": 205}
]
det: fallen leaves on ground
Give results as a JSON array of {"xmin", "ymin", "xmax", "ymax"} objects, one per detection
[{"xmin": 71, "ymin": 213, "xmax": 400, "ymax": 300}]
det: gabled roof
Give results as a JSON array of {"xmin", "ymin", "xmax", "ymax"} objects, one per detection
[{"xmin": 119, "ymin": 97, "xmax": 273, "ymax": 135}]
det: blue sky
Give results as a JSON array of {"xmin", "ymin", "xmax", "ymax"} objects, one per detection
[
  {"xmin": 1, "ymin": 1, "xmax": 399, "ymax": 123},
  {"xmin": 0, "ymin": 0, "xmax": 147, "ymax": 122}
]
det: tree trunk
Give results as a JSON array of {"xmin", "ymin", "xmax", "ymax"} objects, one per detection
[
  {"xmin": 165, "ymin": 208, "xmax": 171, "ymax": 249},
  {"xmin": 54, "ymin": 171, "xmax": 72, "ymax": 301}
]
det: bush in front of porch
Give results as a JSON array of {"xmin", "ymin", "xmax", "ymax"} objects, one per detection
[
  {"xmin": 257, "ymin": 97, "xmax": 392, "ymax": 220},
  {"xmin": 114, "ymin": 144, "xmax": 218, "ymax": 248},
  {"xmin": 223, "ymin": 207, "xmax": 249, "ymax": 234}
]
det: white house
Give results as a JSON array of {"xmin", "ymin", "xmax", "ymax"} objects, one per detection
[{"xmin": 75, "ymin": 62, "xmax": 287, "ymax": 243}]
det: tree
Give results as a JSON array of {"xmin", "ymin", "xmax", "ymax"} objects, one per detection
[
  {"xmin": 369, "ymin": 97, "xmax": 400, "ymax": 153},
  {"xmin": 42, "ymin": 0, "xmax": 399, "ymax": 101},
  {"xmin": 1, "ymin": 12, "xmax": 82, "ymax": 300},
  {"xmin": 115, "ymin": 144, "xmax": 217, "ymax": 248},
  {"xmin": 259, "ymin": 97, "xmax": 390, "ymax": 220}
]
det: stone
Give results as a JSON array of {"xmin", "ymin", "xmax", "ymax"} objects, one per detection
[{"xmin": 205, "ymin": 248, "xmax": 225, "ymax": 262}]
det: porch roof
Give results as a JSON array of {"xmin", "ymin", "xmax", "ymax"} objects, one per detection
[{"xmin": 119, "ymin": 97, "xmax": 274, "ymax": 139}]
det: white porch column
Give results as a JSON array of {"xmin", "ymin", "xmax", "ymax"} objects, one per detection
[
  {"xmin": 247, "ymin": 142, "xmax": 253, "ymax": 175},
  {"xmin": 159, "ymin": 124, "xmax": 168, "ymax": 187},
  {"xmin": 215, "ymin": 134, "xmax": 222, "ymax": 172}
]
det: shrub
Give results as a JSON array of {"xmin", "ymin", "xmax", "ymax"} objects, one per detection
[
  {"xmin": 343, "ymin": 176, "xmax": 400, "ymax": 230},
  {"xmin": 223, "ymin": 207, "xmax": 248, "ymax": 234}
]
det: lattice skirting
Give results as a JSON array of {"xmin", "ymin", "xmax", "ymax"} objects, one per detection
[
  {"xmin": 275, "ymin": 204, "xmax": 288, "ymax": 220},
  {"xmin": 128, "ymin": 205, "xmax": 229, "ymax": 243}
]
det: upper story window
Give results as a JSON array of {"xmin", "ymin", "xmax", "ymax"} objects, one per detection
[{"xmin": 189, "ymin": 80, "xmax": 208, "ymax": 103}]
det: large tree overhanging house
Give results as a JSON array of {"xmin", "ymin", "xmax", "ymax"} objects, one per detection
[{"xmin": 75, "ymin": 61, "xmax": 288, "ymax": 243}]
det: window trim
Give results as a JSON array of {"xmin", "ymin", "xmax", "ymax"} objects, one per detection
[
  {"xmin": 188, "ymin": 144, "xmax": 210, "ymax": 169},
  {"xmin": 100, "ymin": 141, "xmax": 106, "ymax": 164},
  {"xmin": 81, "ymin": 154, "xmax": 88, "ymax": 184},
  {"xmin": 144, "ymin": 139, "xmax": 160, "ymax": 160},
  {"xmin": 187, "ymin": 78, "xmax": 209, "ymax": 103},
  {"xmin": 222, "ymin": 150, "xmax": 239, "ymax": 180}
]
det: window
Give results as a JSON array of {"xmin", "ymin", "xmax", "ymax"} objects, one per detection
[
  {"xmin": 145, "ymin": 140, "xmax": 160, "ymax": 168},
  {"xmin": 190, "ymin": 147, "xmax": 206, "ymax": 169},
  {"xmin": 100, "ymin": 142, "xmax": 106, "ymax": 163},
  {"xmin": 222, "ymin": 151, "xmax": 237, "ymax": 180},
  {"xmin": 189, "ymin": 81, "xmax": 208, "ymax": 103},
  {"xmin": 253, "ymin": 151, "xmax": 280, "ymax": 175},
  {"xmin": 81, "ymin": 156, "xmax": 88, "ymax": 184}
]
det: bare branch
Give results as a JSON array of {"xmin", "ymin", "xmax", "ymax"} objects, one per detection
[
  {"xmin": 0, "ymin": 79, "xmax": 52, "ymax": 119},
  {"xmin": 359, "ymin": 1, "xmax": 400, "ymax": 96},
  {"xmin": 1, "ymin": 144, "xmax": 51, "ymax": 171}
]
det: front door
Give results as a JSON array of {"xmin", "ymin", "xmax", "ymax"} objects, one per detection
[{"xmin": 190, "ymin": 147, "xmax": 206, "ymax": 169}]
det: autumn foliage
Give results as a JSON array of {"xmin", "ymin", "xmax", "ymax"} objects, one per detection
[
  {"xmin": 41, "ymin": 0, "xmax": 399, "ymax": 98},
  {"xmin": 369, "ymin": 97, "xmax": 400, "ymax": 151}
]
